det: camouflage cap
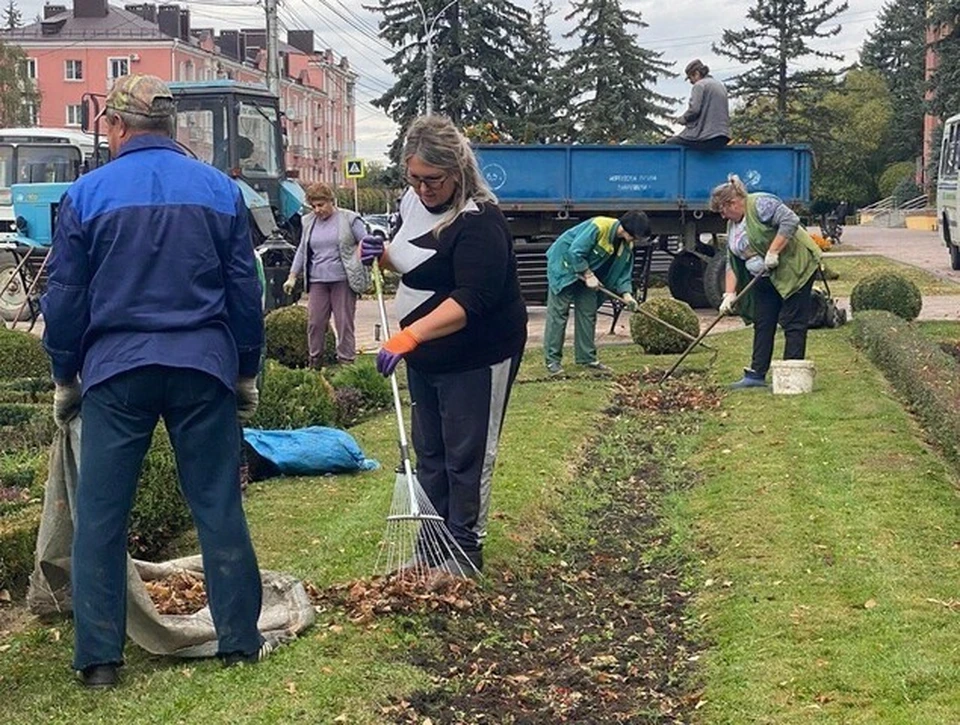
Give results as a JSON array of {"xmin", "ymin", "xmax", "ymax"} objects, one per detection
[{"xmin": 104, "ymin": 74, "xmax": 174, "ymax": 118}]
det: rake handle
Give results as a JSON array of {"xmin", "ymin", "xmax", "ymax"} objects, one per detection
[{"xmin": 659, "ymin": 273, "xmax": 762, "ymax": 385}]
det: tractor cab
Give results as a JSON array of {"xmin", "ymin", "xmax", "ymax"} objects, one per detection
[{"xmin": 168, "ymin": 81, "xmax": 304, "ymax": 244}]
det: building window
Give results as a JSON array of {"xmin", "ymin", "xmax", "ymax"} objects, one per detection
[
  {"xmin": 66, "ymin": 104, "xmax": 83, "ymax": 127},
  {"xmin": 19, "ymin": 58, "xmax": 36, "ymax": 81},
  {"xmin": 65, "ymin": 60, "xmax": 83, "ymax": 81},
  {"xmin": 108, "ymin": 57, "xmax": 129, "ymax": 81}
]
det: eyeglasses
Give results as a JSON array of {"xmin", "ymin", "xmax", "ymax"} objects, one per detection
[{"xmin": 406, "ymin": 172, "xmax": 448, "ymax": 190}]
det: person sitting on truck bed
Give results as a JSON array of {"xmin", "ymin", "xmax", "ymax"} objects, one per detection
[
  {"xmin": 665, "ymin": 59, "xmax": 730, "ymax": 150},
  {"xmin": 543, "ymin": 211, "xmax": 650, "ymax": 376},
  {"xmin": 711, "ymin": 174, "xmax": 821, "ymax": 389}
]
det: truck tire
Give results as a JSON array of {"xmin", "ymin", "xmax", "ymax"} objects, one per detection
[
  {"xmin": 0, "ymin": 251, "xmax": 33, "ymax": 322},
  {"xmin": 951, "ymin": 244, "xmax": 960, "ymax": 271},
  {"xmin": 667, "ymin": 251, "xmax": 710, "ymax": 309},
  {"xmin": 703, "ymin": 252, "xmax": 726, "ymax": 310}
]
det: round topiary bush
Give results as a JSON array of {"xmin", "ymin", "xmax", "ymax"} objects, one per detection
[
  {"xmin": 630, "ymin": 297, "xmax": 700, "ymax": 354},
  {"xmin": 264, "ymin": 304, "xmax": 337, "ymax": 368},
  {"xmin": 850, "ymin": 272, "xmax": 922, "ymax": 321},
  {"xmin": 0, "ymin": 328, "xmax": 49, "ymax": 380}
]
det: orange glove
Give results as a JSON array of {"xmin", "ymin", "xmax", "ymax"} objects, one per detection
[{"xmin": 377, "ymin": 328, "xmax": 421, "ymax": 375}]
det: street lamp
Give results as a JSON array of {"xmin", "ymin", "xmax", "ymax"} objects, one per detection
[{"xmin": 413, "ymin": 0, "xmax": 458, "ymax": 116}]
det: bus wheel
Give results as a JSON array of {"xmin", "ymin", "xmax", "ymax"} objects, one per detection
[
  {"xmin": 951, "ymin": 244, "xmax": 960, "ymax": 271},
  {"xmin": 0, "ymin": 251, "xmax": 33, "ymax": 322}
]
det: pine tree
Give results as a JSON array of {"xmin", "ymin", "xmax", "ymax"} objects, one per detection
[
  {"xmin": 860, "ymin": 0, "xmax": 926, "ymax": 164},
  {"xmin": 368, "ymin": 0, "xmax": 535, "ymax": 158},
  {"xmin": 558, "ymin": 0, "xmax": 673, "ymax": 143},
  {"xmin": 2, "ymin": 0, "xmax": 21, "ymax": 30},
  {"xmin": 715, "ymin": 0, "xmax": 849, "ymax": 143},
  {"xmin": 928, "ymin": 1, "xmax": 960, "ymax": 123},
  {"xmin": 513, "ymin": 0, "xmax": 571, "ymax": 143}
]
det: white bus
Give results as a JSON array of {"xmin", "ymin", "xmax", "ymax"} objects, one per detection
[{"xmin": 937, "ymin": 112, "xmax": 960, "ymax": 269}]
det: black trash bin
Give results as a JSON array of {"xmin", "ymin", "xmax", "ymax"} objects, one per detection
[{"xmin": 255, "ymin": 240, "xmax": 300, "ymax": 313}]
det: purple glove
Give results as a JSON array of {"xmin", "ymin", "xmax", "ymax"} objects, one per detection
[
  {"xmin": 376, "ymin": 348, "xmax": 404, "ymax": 376},
  {"xmin": 375, "ymin": 329, "xmax": 420, "ymax": 376},
  {"xmin": 359, "ymin": 235, "xmax": 384, "ymax": 266}
]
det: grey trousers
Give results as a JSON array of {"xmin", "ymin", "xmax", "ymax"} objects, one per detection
[{"xmin": 307, "ymin": 280, "xmax": 357, "ymax": 365}]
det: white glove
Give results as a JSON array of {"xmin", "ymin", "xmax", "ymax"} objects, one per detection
[
  {"xmin": 622, "ymin": 293, "xmax": 639, "ymax": 312},
  {"xmin": 583, "ymin": 271, "xmax": 599, "ymax": 290},
  {"xmin": 53, "ymin": 378, "xmax": 81, "ymax": 426},
  {"xmin": 282, "ymin": 276, "xmax": 297, "ymax": 296},
  {"xmin": 236, "ymin": 377, "xmax": 259, "ymax": 423},
  {"xmin": 764, "ymin": 250, "xmax": 780, "ymax": 270},
  {"xmin": 718, "ymin": 292, "xmax": 737, "ymax": 316}
]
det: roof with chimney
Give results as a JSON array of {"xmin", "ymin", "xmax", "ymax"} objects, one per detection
[{"xmin": 3, "ymin": 3, "xmax": 175, "ymax": 41}]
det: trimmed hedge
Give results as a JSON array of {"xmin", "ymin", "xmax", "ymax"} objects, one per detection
[
  {"xmin": 850, "ymin": 272, "xmax": 922, "ymax": 321},
  {"xmin": 0, "ymin": 328, "xmax": 49, "ymax": 381},
  {"xmin": 0, "ymin": 504, "xmax": 40, "ymax": 591},
  {"xmin": 250, "ymin": 360, "xmax": 336, "ymax": 430},
  {"xmin": 264, "ymin": 304, "xmax": 337, "ymax": 368},
  {"xmin": 630, "ymin": 298, "xmax": 700, "ymax": 354},
  {"xmin": 0, "ymin": 403, "xmax": 57, "ymax": 454},
  {"xmin": 850, "ymin": 310, "xmax": 960, "ymax": 464}
]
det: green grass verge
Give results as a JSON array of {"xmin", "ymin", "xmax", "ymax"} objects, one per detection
[{"xmin": 822, "ymin": 256, "xmax": 959, "ymax": 296}]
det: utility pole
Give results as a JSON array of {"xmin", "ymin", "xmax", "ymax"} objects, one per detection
[
  {"xmin": 265, "ymin": 0, "xmax": 280, "ymax": 96},
  {"xmin": 414, "ymin": 0, "xmax": 459, "ymax": 116}
]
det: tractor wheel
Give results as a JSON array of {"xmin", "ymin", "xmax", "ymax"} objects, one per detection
[
  {"xmin": 0, "ymin": 251, "xmax": 32, "ymax": 322},
  {"xmin": 667, "ymin": 251, "xmax": 710, "ymax": 309},
  {"xmin": 950, "ymin": 244, "xmax": 960, "ymax": 271},
  {"xmin": 703, "ymin": 252, "xmax": 726, "ymax": 310}
]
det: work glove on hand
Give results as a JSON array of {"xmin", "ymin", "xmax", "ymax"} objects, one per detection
[
  {"xmin": 53, "ymin": 378, "xmax": 81, "ymax": 427},
  {"xmin": 359, "ymin": 235, "xmax": 385, "ymax": 266},
  {"xmin": 622, "ymin": 293, "xmax": 639, "ymax": 312},
  {"xmin": 376, "ymin": 328, "xmax": 421, "ymax": 377},
  {"xmin": 764, "ymin": 250, "xmax": 780, "ymax": 270},
  {"xmin": 236, "ymin": 377, "xmax": 259, "ymax": 423},
  {"xmin": 718, "ymin": 292, "xmax": 738, "ymax": 316},
  {"xmin": 582, "ymin": 271, "xmax": 600, "ymax": 290},
  {"xmin": 282, "ymin": 276, "xmax": 297, "ymax": 296}
]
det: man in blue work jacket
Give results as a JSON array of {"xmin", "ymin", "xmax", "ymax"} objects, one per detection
[
  {"xmin": 543, "ymin": 211, "xmax": 650, "ymax": 376},
  {"xmin": 41, "ymin": 75, "xmax": 267, "ymax": 688}
]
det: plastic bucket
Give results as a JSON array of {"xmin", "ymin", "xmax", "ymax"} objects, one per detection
[{"xmin": 770, "ymin": 360, "xmax": 816, "ymax": 395}]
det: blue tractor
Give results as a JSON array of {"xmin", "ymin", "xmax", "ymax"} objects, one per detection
[{"xmin": 3, "ymin": 80, "xmax": 306, "ymax": 323}]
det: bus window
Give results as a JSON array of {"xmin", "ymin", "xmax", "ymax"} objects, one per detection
[{"xmin": 16, "ymin": 145, "xmax": 82, "ymax": 183}]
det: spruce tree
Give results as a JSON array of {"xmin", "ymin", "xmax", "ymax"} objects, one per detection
[
  {"xmin": 714, "ymin": 0, "xmax": 849, "ymax": 143},
  {"xmin": 3, "ymin": 0, "xmax": 21, "ymax": 30},
  {"xmin": 558, "ymin": 0, "xmax": 673, "ymax": 143},
  {"xmin": 513, "ymin": 0, "xmax": 571, "ymax": 143},
  {"xmin": 368, "ymin": 0, "xmax": 534, "ymax": 158},
  {"xmin": 860, "ymin": 0, "xmax": 926, "ymax": 164}
]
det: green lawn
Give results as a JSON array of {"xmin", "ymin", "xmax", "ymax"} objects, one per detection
[
  {"xmin": 4, "ymin": 321, "xmax": 960, "ymax": 723},
  {"xmin": 821, "ymin": 255, "xmax": 959, "ymax": 296}
]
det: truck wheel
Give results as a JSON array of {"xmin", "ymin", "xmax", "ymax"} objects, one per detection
[
  {"xmin": 667, "ymin": 252, "xmax": 710, "ymax": 309},
  {"xmin": 703, "ymin": 252, "xmax": 726, "ymax": 310},
  {"xmin": 951, "ymin": 244, "xmax": 960, "ymax": 271},
  {"xmin": 0, "ymin": 251, "xmax": 32, "ymax": 322}
]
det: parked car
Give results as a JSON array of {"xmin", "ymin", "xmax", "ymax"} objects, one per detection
[{"xmin": 363, "ymin": 213, "xmax": 391, "ymax": 240}]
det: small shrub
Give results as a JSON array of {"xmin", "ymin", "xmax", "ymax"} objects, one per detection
[
  {"xmin": 630, "ymin": 298, "xmax": 700, "ymax": 354},
  {"xmin": 264, "ymin": 304, "xmax": 337, "ymax": 368},
  {"xmin": 850, "ymin": 272, "xmax": 922, "ymax": 321},
  {"xmin": 250, "ymin": 360, "xmax": 337, "ymax": 429},
  {"xmin": 878, "ymin": 161, "xmax": 916, "ymax": 199},
  {"xmin": 329, "ymin": 357, "xmax": 391, "ymax": 415},
  {"xmin": 0, "ymin": 404, "xmax": 57, "ymax": 454},
  {"xmin": 851, "ymin": 310, "xmax": 960, "ymax": 465},
  {"xmin": 0, "ymin": 504, "xmax": 40, "ymax": 591},
  {"xmin": 0, "ymin": 328, "xmax": 49, "ymax": 380},
  {"xmin": 333, "ymin": 386, "xmax": 365, "ymax": 428},
  {"xmin": 0, "ymin": 377, "xmax": 54, "ymax": 404}
]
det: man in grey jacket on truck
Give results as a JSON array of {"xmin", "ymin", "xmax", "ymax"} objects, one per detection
[{"xmin": 666, "ymin": 59, "xmax": 730, "ymax": 150}]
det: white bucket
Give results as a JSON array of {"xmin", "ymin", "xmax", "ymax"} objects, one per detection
[{"xmin": 770, "ymin": 360, "xmax": 816, "ymax": 395}]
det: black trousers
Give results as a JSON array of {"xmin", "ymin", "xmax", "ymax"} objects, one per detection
[
  {"xmin": 664, "ymin": 135, "xmax": 730, "ymax": 150},
  {"xmin": 407, "ymin": 353, "xmax": 522, "ymax": 553},
  {"xmin": 750, "ymin": 274, "xmax": 815, "ymax": 377}
]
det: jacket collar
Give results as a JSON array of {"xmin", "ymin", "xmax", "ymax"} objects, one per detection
[{"xmin": 116, "ymin": 134, "xmax": 185, "ymax": 159}]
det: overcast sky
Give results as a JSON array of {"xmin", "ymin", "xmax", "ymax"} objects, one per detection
[{"xmin": 17, "ymin": 0, "xmax": 888, "ymax": 160}]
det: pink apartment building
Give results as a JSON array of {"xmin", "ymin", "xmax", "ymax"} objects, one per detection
[{"xmin": 1, "ymin": 0, "xmax": 357, "ymax": 185}]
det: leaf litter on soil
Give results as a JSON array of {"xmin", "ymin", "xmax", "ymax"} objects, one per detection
[{"xmin": 144, "ymin": 571, "xmax": 208, "ymax": 615}]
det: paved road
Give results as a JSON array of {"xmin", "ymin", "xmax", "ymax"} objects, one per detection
[{"xmin": 14, "ymin": 225, "xmax": 960, "ymax": 351}]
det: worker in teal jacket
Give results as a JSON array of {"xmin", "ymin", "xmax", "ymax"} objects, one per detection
[{"xmin": 543, "ymin": 211, "xmax": 650, "ymax": 375}]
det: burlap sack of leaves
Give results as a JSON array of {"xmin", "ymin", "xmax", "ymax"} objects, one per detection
[{"xmin": 27, "ymin": 418, "xmax": 315, "ymax": 657}]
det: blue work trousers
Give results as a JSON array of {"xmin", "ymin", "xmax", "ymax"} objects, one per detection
[{"xmin": 72, "ymin": 365, "xmax": 263, "ymax": 671}]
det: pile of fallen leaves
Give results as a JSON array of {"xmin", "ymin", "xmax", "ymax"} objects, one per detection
[
  {"xmin": 306, "ymin": 571, "xmax": 481, "ymax": 625},
  {"xmin": 608, "ymin": 370, "xmax": 723, "ymax": 415},
  {"xmin": 144, "ymin": 571, "xmax": 208, "ymax": 615}
]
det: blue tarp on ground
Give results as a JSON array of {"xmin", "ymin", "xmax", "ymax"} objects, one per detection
[{"xmin": 242, "ymin": 426, "xmax": 379, "ymax": 476}]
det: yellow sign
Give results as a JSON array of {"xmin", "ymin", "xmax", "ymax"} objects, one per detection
[{"xmin": 345, "ymin": 159, "xmax": 365, "ymax": 179}]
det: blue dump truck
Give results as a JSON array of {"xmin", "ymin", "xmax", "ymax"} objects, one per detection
[{"xmin": 474, "ymin": 143, "xmax": 812, "ymax": 308}]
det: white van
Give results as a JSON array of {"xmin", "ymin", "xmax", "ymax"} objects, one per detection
[{"xmin": 937, "ymin": 112, "xmax": 960, "ymax": 269}]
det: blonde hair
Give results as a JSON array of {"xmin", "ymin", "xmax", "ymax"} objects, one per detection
[
  {"xmin": 709, "ymin": 174, "xmax": 748, "ymax": 212},
  {"xmin": 402, "ymin": 115, "xmax": 496, "ymax": 236},
  {"xmin": 305, "ymin": 181, "xmax": 335, "ymax": 204}
]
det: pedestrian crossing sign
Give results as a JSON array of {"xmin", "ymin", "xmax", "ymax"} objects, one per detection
[{"xmin": 345, "ymin": 159, "xmax": 365, "ymax": 179}]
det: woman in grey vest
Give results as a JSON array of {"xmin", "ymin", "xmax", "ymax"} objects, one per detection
[{"xmin": 284, "ymin": 182, "xmax": 370, "ymax": 367}]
